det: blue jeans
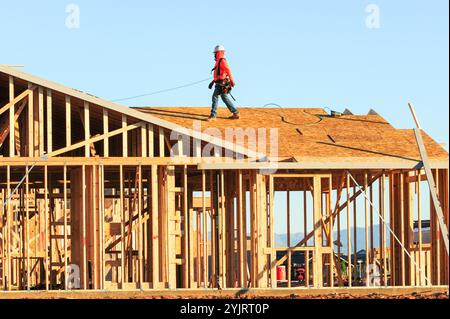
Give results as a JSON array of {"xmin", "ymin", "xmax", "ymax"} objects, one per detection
[{"xmin": 210, "ymin": 85, "xmax": 238, "ymax": 117}]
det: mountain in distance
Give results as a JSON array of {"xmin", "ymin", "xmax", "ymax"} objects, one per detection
[{"xmin": 275, "ymin": 225, "xmax": 391, "ymax": 254}]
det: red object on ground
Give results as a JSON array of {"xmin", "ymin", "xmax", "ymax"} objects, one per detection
[{"xmin": 277, "ymin": 266, "xmax": 286, "ymax": 281}]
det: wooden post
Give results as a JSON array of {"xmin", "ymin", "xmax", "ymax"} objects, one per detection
[
  {"xmin": 25, "ymin": 166, "xmax": 30, "ymax": 289},
  {"xmin": 389, "ymin": 172, "xmax": 396, "ymax": 286},
  {"xmin": 259, "ymin": 174, "xmax": 268, "ymax": 288},
  {"xmin": 353, "ymin": 184, "xmax": 357, "ymax": 281},
  {"xmin": 400, "ymin": 173, "xmax": 405, "ymax": 286},
  {"xmin": 416, "ymin": 169, "xmax": 425, "ymax": 286},
  {"xmin": 158, "ymin": 166, "xmax": 167, "ymax": 285},
  {"xmin": 1, "ymin": 185, "xmax": 5, "ymax": 288},
  {"xmin": 406, "ymin": 171, "xmax": 415, "ymax": 286},
  {"xmin": 32, "ymin": 87, "xmax": 39, "ymax": 157},
  {"xmin": 304, "ymin": 184, "xmax": 309, "ymax": 287},
  {"xmin": 166, "ymin": 166, "xmax": 177, "ymax": 288},
  {"xmin": 225, "ymin": 173, "xmax": 234, "ymax": 288},
  {"xmin": 438, "ymin": 169, "xmax": 449, "ymax": 285},
  {"xmin": 380, "ymin": 172, "xmax": 387, "ymax": 286},
  {"xmin": 151, "ymin": 165, "xmax": 159, "ymax": 287},
  {"xmin": 5, "ymin": 166, "xmax": 11, "ymax": 290},
  {"xmin": 148, "ymin": 124, "xmax": 154, "ymax": 157},
  {"xmin": 120, "ymin": 165, "xmax": 125, "ymax": 287},
  {"xmin": 238, "ymin": 170, "xmax": 245, "ymax": 287},
  {"xmin": 242, "ymin": 173, "xmax": 248, "ymax": 287},
  {"xmin": 141, "ymin": 126, "xmax": 147, "ymax": 157},
  {"xmin": 313, "ymin": 175, "xmax": 323, "ymax": 288},
  {"xmin": 189, "ymin": 207, "xmax": 196, "ymax": 288},
  {"xmin": 328, "ymin": 176, "xmax": 334, "ymax": 287},
  {"xmin": 138, "ymin": 164, "xmax": 143, "ymax": 286},
  {"xmin": 268, "ymin": 175, "xmax": 276, "ymax": 288},
  {"xmin": 100, "ymin": 165, "xmax": 105, "ymax": 289},
  {"xmin": 122, "ymin": 115, "xmax": 127, "ymax": 157},
  {"xmin": 287, "ymin": 191, "xmax": 291, "ymax": 288},
  {"xmin": 432, "ymin": 170, "xmax": 441, "ymax": 285},
  {"xmin": 202, "ymin": 170, "xmax": 208, "ymax": 287},
  {"xmin": 364, "ymin": 173, "xmax": 369, "ymax": 286},
  {"xmin": 346, "ymin": 173, "xmax": 352, "ymax": 287},
  {"xmin": 210, "ymin": 171, "xmax": 216, "ymax": 288},
  {"xmin": 81, "ymin": 165, "xmax": 87, "ymax": 289},
  {"xmin": 195, "ymin": 208, "xmax": 200, "ymax": 287},
  {"xmin": 38, "ymin": 87, "xmax": 44, "ymax": 156},
  {"xmin": 84, "ymin": 102, "xmax": 90, "ymax": 157},
  {"xmin": 219, "ymin": 170, "xmax": 226, "ymax": 287},
  {"xmin": 63, "ymin": 165, "xmax": 68, "ymax": 289},
  {"xmin": 9, "ymin": 76, "xmax": 14, "ymax": 157},
  {"xmin": 336, "ymin": 178, "xmax": 342, "ymax": 286},
  {"xmin": 44, "ymin": 166, "xmax": 49, "ymax": 290},
  {"xmin": 369, "ymin": 183, "xmax": 374, "ymax": 267},
  {"xmin": 159, "ymin": 127, "xmax": 164, "ymax": 157},
  {"xmin": 27, "ymin": 84, "xmax": 34, "ymax": 157},
  {"xmin": 46, "ymin": 90, "xmax": 52, "ymax": 154},
  {"xmin": 182, "ymin": 166, "xmax": 189, "ymax": 288},
  {"xmin": 126, "ymin": 170, "xmax": 132, "ymax": 282},
  {"xmin": 92, "ymin": 165, "xmax": 98, "ymax": 289},
  {"xmin": 249, "ymin": 172, "xmax": 257, "ymax": 287},
  {"xmin": 65, "ymin": 96, "xmax": 71, "ymax": 148},
  {"xmin": 103, "ymin": 109, "xmax": 109, "ymax": 157}
]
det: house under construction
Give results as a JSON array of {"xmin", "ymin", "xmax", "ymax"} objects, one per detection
[{"xmin": 0, "ymin": 65, "xmax": 448, "ymax": 293}]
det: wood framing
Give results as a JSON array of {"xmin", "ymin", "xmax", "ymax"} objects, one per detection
[{"xmin": 0, "ymin": 66, "xmax": 448, "ymax": 293}]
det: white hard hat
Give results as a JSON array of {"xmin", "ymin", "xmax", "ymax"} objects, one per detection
[{"xmin": 213, "ymin": 45, "xmax": 225, "ymax": 53}]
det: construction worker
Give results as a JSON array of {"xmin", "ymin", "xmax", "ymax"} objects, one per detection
[{"xmin": 208, "ymin": 45, "xmax": 240, "ymax": 121}]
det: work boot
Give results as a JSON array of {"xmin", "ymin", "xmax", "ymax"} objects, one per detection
[
  {"xmin": 228, "ymin": 112, "xmax": 240, "ymax": 120},
  {"xmin": 207, "ymin": 115, "xmax": 216, "ymax": 122}
]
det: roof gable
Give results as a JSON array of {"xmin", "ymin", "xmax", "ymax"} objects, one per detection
[{"xmin": 0, "ymin": 65, "xmax": 263, "ymax": 159}]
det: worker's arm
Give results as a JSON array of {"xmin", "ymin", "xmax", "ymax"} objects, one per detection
[{"xmin": 222, "ymin": 59, "xmax": 235, "ymax": 86}]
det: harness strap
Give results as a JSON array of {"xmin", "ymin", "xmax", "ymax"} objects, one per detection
[
  {"xmin": 216, "ymin": 58, "xmax": 224, "ymax": 77},
  {"xmin": 211, "ymin": 58, "xmax": 225, "ymax": 78}
]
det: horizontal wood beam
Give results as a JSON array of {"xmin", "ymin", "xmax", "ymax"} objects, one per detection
[
  {"xmin": 197, "ymin": 158, "xmax": 449, "ymax": 170},
  {"xmin": 405, "ymin": 173, "xmax": 426, "ymax": 183},
  {"xmin": 0, "ymin": 157, "xmax": 448, "ymax": 171},
  {"xmin": 0, "ymin": 157, "xmax": 203, "ymax": 166}
]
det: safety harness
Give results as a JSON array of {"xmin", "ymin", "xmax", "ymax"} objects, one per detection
[{"xmin": 211, "ymin": 58, "xmax": 232, "ymax": 94}]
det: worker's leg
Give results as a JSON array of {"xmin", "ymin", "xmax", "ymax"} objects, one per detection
[
  {"xmin": 220, "ymin": 93, "xmax": 239, "ymax": 114},
  {"xmin": 210, "ymin": 86, "xmax": 221, "ymax": 118}
]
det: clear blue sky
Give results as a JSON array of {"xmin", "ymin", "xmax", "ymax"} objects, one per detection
[
  {"xmin": 0, "ymin": 0, "xmax": 448, "ymax": 144},
  {"xmin": 0, "ymin": 1, "xmax": 447, "ymax": 234}
]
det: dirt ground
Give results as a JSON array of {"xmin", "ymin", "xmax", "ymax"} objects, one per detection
[
  {"xmin": 1, "ymin": 290, "xmax": 448, "ymax": 299},
  {"xmin": 119, "ymin": 292, "xmax": 450, "ymax": 299},
  {"xmin": 260, "ymin": 292, "xmax": 450, "ymax": 299}
]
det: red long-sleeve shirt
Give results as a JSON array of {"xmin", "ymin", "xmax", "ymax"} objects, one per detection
[{"xmin": 213, "ymin": 51, "xmax": 235, "ymax": 86}]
